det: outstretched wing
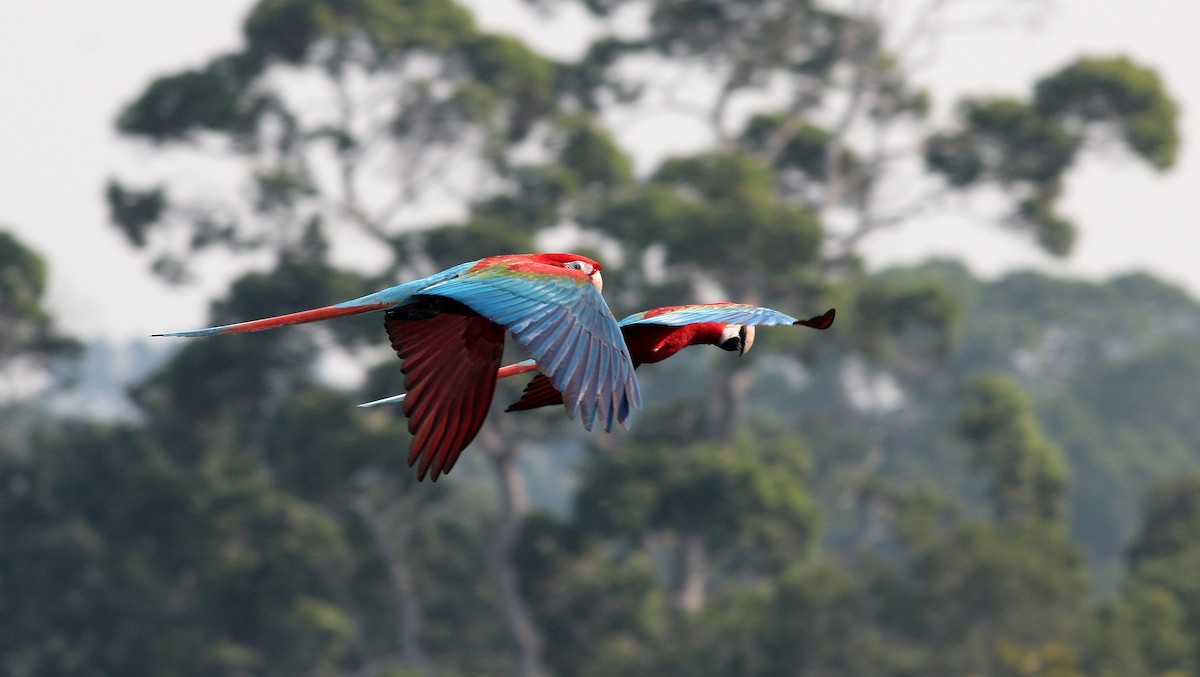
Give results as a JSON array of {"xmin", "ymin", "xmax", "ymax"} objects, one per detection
[
  {"xmin": 420, "ymin": 261, "xmax": 641, "ymax": 432},
  {"xmin": 505, "ymin": 304, "xmax": 835, "ymax": 413},
  {"xmin": 384, "ymin": 301, "xmax": 505, "ymax": 481},
  {"xmin": 153, "ymin": 261, "xmax": 476, "ymax": 337},
  {"xmin": 620, "ymin": 303, "xmax": 802, "ymax": 328}
]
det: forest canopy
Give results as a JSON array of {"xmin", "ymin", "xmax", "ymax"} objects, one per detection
[{"xmin": 2, "ymin": 1, "xmax": 1196, "ymax": 676}]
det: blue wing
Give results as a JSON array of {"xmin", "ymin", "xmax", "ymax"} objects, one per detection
[
  {"xmin": 419, "ymin": 265, "xmax": 641, "ymax": 432},
  {"xmin": 620, "ymin": 303, "xmax": 800, "ymax": 328}
]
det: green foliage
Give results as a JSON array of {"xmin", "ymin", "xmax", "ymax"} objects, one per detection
[
  {"xmin": 1087, "ymin": 583, "xmax": 1194, "ymax": 676},
  {"xmin": 113, "ymin": 0, "xmax": 563, "ymax": 284},
  {"xmin": 117, "ymin": 53, "xmax": 271, "ymax": 144},
  {"xmin": 105, "ymin": 181, "xmax": 167, "ymax": 248},
  {"xmin": 1035, "ymin": 56, "xmax": 1180, "ymax": 170},
  {"xmin": 265, "ymin": 388, "xmax": 407, "ymax": 500},
  {"xmin": 642, "ymin": 0, "xmax": 867, "ymax": 88},
  {"xmin": 242, "ymin": 0, "xmax": 477, "ymax": 64},
  {"xmin": 957, "ymin": 374, "xmax": 1069, "ymax": 523},
  {"xmin": 961, "ymin": 98, "xmax": 1078, "ymax": 184},
  {"xmin": 924, "ymin": 54, "xmax": 1178, "ymax": 256},
  {"xmin": 0, "ymin": 230, "xmax": 78, "ymax": 368},
  {"xmin": 741, "ymin": 114, "xmax": 862, "ymax": 184},
  {"xmin": 575, "ymin": 437, "xmax": 817, "ymax": 561},
  {"xmin": 925, "ymin": 98, "xmax": 1080, "ymax": 256},
  {"xmin": 1125, "ymin": 479, "xmax": 1200, "ymax": 650},
  {"xmin": 516, "ymin": 513, "xmax": 666, "ymax": 676},
  {"xmin": 0, "ymin": 423, "xmax": 354, "ymax": 676},
  {"xmin": 849, "ymin": 275, "xmax": 961, "ymax": 368},
  {"xmin": 1072, "ymin": 340, "xmax": 1200, "ymax": 446},
  {"xmin": 884, "ymin": 519, "xmax": 1091, "ymax": 675},
  {"xmin": 554, "ymin": 114, "xmax": 634, "ymax": 191},
  {"xmin": 416, "ymin": 218, "xmax": 539, "ymax": 270},
  {"xmin": 461, "ymin": 34, "xmax": 559, "ymax": 140},
  {"xmin": 727, "ymin": 563, "xmax": 904, "ymax": 676},
  {"xmin": 593, "ymin": 151, "xmax": 822, "ymax": 298}
]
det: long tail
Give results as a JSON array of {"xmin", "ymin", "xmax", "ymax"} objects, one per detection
[
  {"xmin": 153, "ymin": 301, "xmax": 392, "ymax": 338},
  {"xmin": 496, "ymin": 359, "xmax": 539, "ymax": 379},
  {"xmin": 358, "ymin": 392, "xmax": 408, "ymax": 408},
  {"xmin": 357, "ymin": 359, "xmax": 540, "ymax": 408}
]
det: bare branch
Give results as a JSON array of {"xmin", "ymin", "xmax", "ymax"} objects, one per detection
[{"xmin": 477, "ymin": 418, "xmax": 547, "ymax": 677}]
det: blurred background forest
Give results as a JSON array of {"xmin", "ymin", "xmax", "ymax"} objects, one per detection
[{"xmin": 3, "ymin": 1, "xmax": 1200, "ymax": 675}]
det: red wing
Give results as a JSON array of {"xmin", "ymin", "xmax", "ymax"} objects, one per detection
[
  {"xmin": 505, "ymin": 373, "xmax": 566, "ymax": 412},
  {"xmin": 797, "ymin": 308, "xmax": 836, "ymax": 330},
  {"xmin": 385, "ymin": 302, "xmax": 505, "ymax": 481}
]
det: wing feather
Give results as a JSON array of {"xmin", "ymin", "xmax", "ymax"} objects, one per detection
[
  {"xmin": 423, "ymin": 264, "xmax": 641, "ymax": 431},
  {"xmin": 386, "ymin": 302, "xmax": 505, "ymax": 481},
  {"xmin": 506, "ymin": 373, "xmax": 566, "ymax": 412},
  {"xmin": 620, "ymin": 303, "xmax": 800, "ymax": 328}
]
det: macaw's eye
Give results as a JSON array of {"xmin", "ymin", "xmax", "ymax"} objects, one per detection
[{"xmin": 564, "ymin": 260, "xmax": 593, "ymax": 274}]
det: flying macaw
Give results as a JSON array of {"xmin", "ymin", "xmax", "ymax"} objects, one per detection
[
  {"xmin": 154, "ymin": 253, "xmax": 642, "ymax": 481},
  {"xmin": 359, "ymin": 302, "xmax": 834, "ymax": 413},
  {"xmin": 506, "ymin": 303, "xmax": 834, "ymax": 411}
]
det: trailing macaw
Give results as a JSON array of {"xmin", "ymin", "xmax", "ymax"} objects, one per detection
[
  {"xmin": 154, "ymin": 253, "xmax": 642, "ymax": 481},
  {"xmin": 359, "ymin": 303, "xmax": 834, "ymax": 413}
]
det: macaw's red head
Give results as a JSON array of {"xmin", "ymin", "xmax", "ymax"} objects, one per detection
[
  {"xmin": 531, "ymin": 253, "xmax": 605, "ymax": 292},
  {"xmin": 716, "ymin": 324, "xmax": 755, "ymax": 356}
]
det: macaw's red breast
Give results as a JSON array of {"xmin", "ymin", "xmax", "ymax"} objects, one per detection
[{"xmin": 625, "ymin": 321, "xmax": 728, "ymax": 364}]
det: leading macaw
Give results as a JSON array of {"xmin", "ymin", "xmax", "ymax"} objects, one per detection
[
  {"xmin": 154, "ymin": 253, "xmax": 642, "ymax": 481},
  {"xmin": 359, "ymin": 303, "xmax": 834, "ymax": 413},
  {"xmin": 505, "ymin": 303, "xmax": 835, "ymax": 411}
]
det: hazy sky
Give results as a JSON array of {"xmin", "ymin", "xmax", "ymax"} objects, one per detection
[{"xmin": 1, "ymin": 0, "xmax": 1197, "ymax": 341}]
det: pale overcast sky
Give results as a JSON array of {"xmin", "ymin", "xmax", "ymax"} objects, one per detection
[{"xmin": 1, "ymin": 0, "xmax": 1197, "ymax": 342}]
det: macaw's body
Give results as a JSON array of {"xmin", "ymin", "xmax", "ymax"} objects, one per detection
[
  {"xmin": 155, "ymin": 253, "xmax": 641, "ymax": 481},
  {"xmin": 502, "ymin": 303, "xmax": 834, "ymax": 412}
]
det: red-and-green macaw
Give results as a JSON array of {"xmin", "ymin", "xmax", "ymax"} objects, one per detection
[
  {"xmin": 359, "ymin": 302, "xmax": 834, "ymax": 413},
  {"xmin": 154, "ymin": 253, "xmax": 642, "ymax": 481},
  {"xmin": 506, "ymin": 303, "xmax": 834, "ymax": 411}
]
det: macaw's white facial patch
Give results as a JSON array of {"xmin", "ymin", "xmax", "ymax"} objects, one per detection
[
  {"xmin": 719, "ymin": 324, "xmax": 740, "ymax": 352},
  {"xmin": 719, "ymin": 324, "xmax": 755, "ymax": 355},
  {"xmin": 563, "ymin": 260, "xmax": 602, "ymax": 291},
  {"xmin": 740, "ymin": 325, "xmax": 755, "ymax": 355}
]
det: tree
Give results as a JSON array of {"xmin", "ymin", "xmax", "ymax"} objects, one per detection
[
  {"xmin": 110, "ymin": 0, "xmax": 560, "ymax": 282},
  {"xmin": 0, "ymin": 229, "xmax": 78, "ymax": 384},
  {"xmin": 1122, "ymin": 476, "xmax": 1200, "ymax": 671},
  {"xmin": 99, "ymin": 1, "xmax": 1186, "ymax": 675},
  {"xmin": 958, "ymin": 374, "xmax": 1069, "ymax": 523},
  {"xmin": 573, "ymin": 436, "xmax": 818, "ymax": 612},
  {"xmin": 0, "ymin": 423, "xmax": 356, "ymax": 676}
]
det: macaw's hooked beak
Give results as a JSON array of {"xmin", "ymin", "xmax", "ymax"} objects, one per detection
[
  {"xmin": 718, "ymin": 324, "xmax": 755, "ymax": 356},
  {"xmin": 590, "ymin": 270, "xmax": 603, "ymax": 293},
  {"xmin": 739, "ymin": 325, "xmax": 755, "ymax": 355}
]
